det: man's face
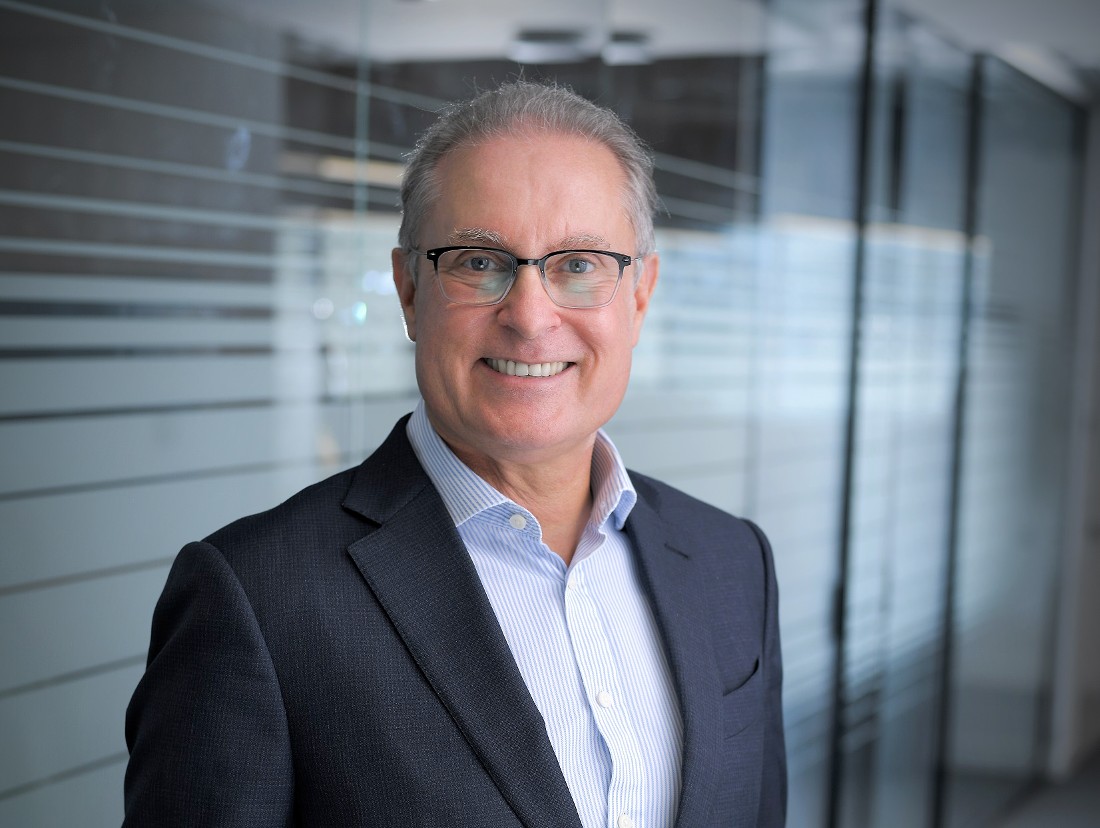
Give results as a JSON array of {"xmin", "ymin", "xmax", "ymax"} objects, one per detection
[{"xmin": 393, "ymin": 131, "xmax": 658, "ymax": 470}]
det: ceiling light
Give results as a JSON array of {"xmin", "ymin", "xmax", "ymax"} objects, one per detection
[
  {"xmin": 509, "ymin": 29, "xmax": 592, "ymax": 64},
  {"xmin": 603, "ymin": 31, "xmax": 651, "ymax": 66}
]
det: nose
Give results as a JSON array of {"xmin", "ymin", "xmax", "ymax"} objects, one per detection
[{"xmin": 495, "ymin": 263, "xmax": 561, "ymax": 339}]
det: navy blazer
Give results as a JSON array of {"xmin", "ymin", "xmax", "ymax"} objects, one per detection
[{"xmin": 124, "ymin": 417, "xmax": 786, "ymax": 826}]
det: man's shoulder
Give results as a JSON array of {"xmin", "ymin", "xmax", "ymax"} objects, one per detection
[
  {"xmin": 627, "ymin": 469, "xmax": 746, "ymax": 527},
  {"xmin": 200, "ymin": 414, "xmax": 423, "ymax": 562},
  {"xmin": 202, "ymin": 464, "xmax": 365, "ymax": 556},
  {"xmin": 627, "ymin": 468, "xmax": 770, "ymax": 559}
]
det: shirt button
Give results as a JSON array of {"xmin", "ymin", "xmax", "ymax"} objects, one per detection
[
  {"xmin": 508, "ymin": 513, "xmax": 526, "ymax": 530},
  {"xmin": 596, "ymin": 690, "xmax": 614, "ymax": 709},
  {"xmin": 617, "ymin": 815, "xmax": 635, "ymax": 828}
]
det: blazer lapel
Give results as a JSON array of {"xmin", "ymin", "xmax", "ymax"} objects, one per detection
[
  {"xmin": 625, "ymin": 488, "xmax": 723, "ymax": 828},
  {"xmin": 343, "ymin": 421, "xmax": 582, "ymax": 828}
]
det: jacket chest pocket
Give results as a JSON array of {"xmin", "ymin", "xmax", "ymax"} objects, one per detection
[{"xmin": 721, "ymin": 656, "xmax": 763, "ymax": 738}]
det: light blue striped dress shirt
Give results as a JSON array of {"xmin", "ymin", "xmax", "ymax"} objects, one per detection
[{"xmin": 406, "ymin": 402, "xmax": 683, "ymax": 828}]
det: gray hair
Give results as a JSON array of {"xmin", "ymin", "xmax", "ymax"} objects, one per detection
[{"xmin": 397, "ymin": 81, "xmax": 657, "ymax": 272}]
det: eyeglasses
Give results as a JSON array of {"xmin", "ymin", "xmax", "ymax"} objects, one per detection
[{"xmin": 410, "ymin": 246, "xmax": 634, "ymax": 309}]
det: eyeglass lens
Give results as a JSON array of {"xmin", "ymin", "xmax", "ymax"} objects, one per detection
[{"xmin": 434, "ymin": 248, "xmax": 623, "ymax": 308}]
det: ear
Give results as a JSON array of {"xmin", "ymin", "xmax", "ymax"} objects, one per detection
[
  {"xmin": 392, "ymin": 247, "xmax": 418, "ymax": 342},
  {"xmin": 629, "ymin": 252, "xmax": 659, "ymax": 347}
]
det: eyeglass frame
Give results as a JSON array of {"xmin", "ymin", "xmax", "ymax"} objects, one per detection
[{"xmin": 407, "ymin": 245, "xmax": 636, "ymax": 309}]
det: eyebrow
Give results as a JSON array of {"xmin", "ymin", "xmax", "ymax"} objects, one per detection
[
  {"xmin": 446, "ymin": 228, "xmax": 612, "ymax": 251},
  {"xmin": 448, "ymin": 227, "xmax": 507, "ymax": 246}
]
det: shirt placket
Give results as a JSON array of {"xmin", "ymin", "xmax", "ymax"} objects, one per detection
[{"xmin": 565, "ymin": 548, "xmax": 645, "ymax": 828}]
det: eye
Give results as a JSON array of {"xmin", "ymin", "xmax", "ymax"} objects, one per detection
[
  {"xmin": 549, "ymin": 253, "xmax": 603, "ymax": 277},
  {"xmin": 460, "ymin": 253, "xmax": 505, "ymax": 272},
  {"xmin": 546, "ymin": 252, "xmax": 621, "ymax": 281},
  {"xmin": 437, "ymin": 248, "xmax": 513, "ymax": 275},
  {"xmin": 561, "ymin": 256, "xmax": 596, "ymax": 274}
]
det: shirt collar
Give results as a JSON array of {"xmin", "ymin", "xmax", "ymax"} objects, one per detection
[{"xmin": 406, "ymin": 400, "xmax": 636, "ymax": 531}]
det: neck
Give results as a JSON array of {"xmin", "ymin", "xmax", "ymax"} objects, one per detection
[{"xmin": 449, "ymin": 442, "xmax": 596, "ymax": 566}]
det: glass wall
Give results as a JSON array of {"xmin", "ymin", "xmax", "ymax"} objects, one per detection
[
  {"xmin": 836, "ymin": 9, "xmax": 971, "ymax": 827},
  {"xmin": 759, "ymin": 2, "xmax": 864, "ymax": 822},
  {"xmin": 943, "ymin": 56, "xmax": 1084, "ymax": 828},
  {"xmin": 0, "ymin": 3, "xmax": 394, "ymax": 823},
  {"xmin": 0, "ymin": 1, "xmax": 1087, "ymax": 825}
]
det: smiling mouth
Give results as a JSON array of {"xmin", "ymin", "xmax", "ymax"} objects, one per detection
[{"xmin": 484, "ymin": 358, "xmax": 570, "ymax": 377}]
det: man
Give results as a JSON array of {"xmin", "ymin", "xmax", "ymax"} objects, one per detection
[{"xmin": 124, "ymin": 81, "xmax": 786, "ymax": 827}]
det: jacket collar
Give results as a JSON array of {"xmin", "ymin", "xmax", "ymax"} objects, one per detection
[
  {"xmin": 625, "ymin": 480, "xmax": 724, "ymax": 828},
  {"xmin": 342, "ymin": 417, "xmax": 583, "ymax": 828}
]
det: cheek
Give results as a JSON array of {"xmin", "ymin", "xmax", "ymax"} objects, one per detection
[
  {"xmin": 411, "ymin": 295, "xmax": 447, "ymax": 349},
  {"xmin": 413, "ymin": 305, "xmax": 475, "ymax": 372},
  {"xmin": 608, "ymin": 306, "xmax": 642, "ymax": 355}
]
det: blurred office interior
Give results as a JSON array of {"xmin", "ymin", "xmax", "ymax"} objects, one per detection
[{"xmin": 1, "ymin": 0, "xmax": 1098, "ymax": 825}]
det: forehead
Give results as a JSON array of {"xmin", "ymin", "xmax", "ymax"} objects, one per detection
[
  {"xmin": 435, "ymin": 130, "xmax": 627, "ymax": 190},
  {"xmin": 426, "ymin": 131, "xmax": 634, "ymax": 248}
]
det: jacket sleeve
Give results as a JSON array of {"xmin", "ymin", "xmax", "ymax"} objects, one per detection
[
  {"xmin": 747, "ymin": 519, "xmax": 788, "ymax": 826},
  {"xmin": 123, "ymin": 541, "xmax": 295, "ymax": 827}
]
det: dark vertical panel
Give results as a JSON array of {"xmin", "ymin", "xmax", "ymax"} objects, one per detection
[
  {"xmin": 759, "ymin": 1, "xmax": 866, "ymax": 824},
  {"xmin": 836, "ymin": 11, "xmax": 972, "ymax": 827},
  {"xmin": 825, "ymin": 2, "xmax": 880, "ymax": 827},
  {"xmin": 932, "ymin": 53, "xmax": 985, "ymax": 828}
]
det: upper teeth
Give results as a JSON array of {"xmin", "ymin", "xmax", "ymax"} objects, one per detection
[{"xmin": 487, "ymin": 359, "xmax": 568, "ymax": 377}]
